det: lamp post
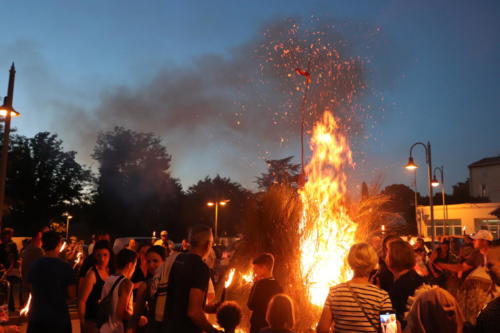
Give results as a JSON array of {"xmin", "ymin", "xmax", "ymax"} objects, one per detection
[
  {"xmin": 206, "ymin": 200, "xmax": 229, "ymax": 243},
  {"xmin": 432, "ymin": 166, "xmax": 448, "ymax": 234},
  {"xmin": 0, "ymin": 63, "xmax": 20, "ymax": 229},
  {"xmin": 63, "ymin": 211, "xmax": 73, "ymax": 240},
  {"xmin": 412, "ymin": 169, "xmax": 420, "ymax": 235},
  {"xmin": 405, "ymin": 141, "xmax": 435, "ymax": 245}
]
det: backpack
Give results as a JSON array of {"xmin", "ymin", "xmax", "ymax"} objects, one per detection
[{"xmin": 96, "ymin": 275, "xmax": 125, "ymax": 328}]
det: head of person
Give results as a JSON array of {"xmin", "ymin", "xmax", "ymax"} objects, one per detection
[
  {"xmin": 93, "ymin": 240, "xmax": 112, "ymax": 268},
  {"xmin": 406, "ymin": 286, "xmax": 463, "ymax": 333},
  {"xmin": 252, "ymin": 253, "xmax": 275, "ymax": 279},
  {"xmin": 116, "ymin": 248, "xmax": 137, "ymax": 279},
  {"xmin": 31, "ymin": 229, "xmax": 43, "ymax": 247},
  {"xmin": 127, "ymin": 239, "xmax": 137, "ymax": 251},
  {"xmin": 486, "ymin": 245, "xmax": 500, "ymax": 286},
  {"xmin": 189, "ymin": 224, "xmax": 214, "ymax": 258},
  {"xmin": 439, "ymin": 238, "xmax": 450, "ymax": 252},
  {"xmin": 181, "ymin": 238, "xmax": 190, "ymax": 250},
  {"xmin": 95, "ymin": 230, "xmax": 110, "ymax": 242},
  {"xmin": 471, "ymin": 230, "xmax": 493, "ymax": 250},
  {"xmin": 415, "ymin": 238, "xmax": 425, "ymax": 249},
  {"xmin": 382, "ymin": 234, "xmax": 402, "ymax": 257},
  {"xmin": 137, "ymin": 243, "xmax": 152, "ymax": 261},
  {"xmin": 266, "ymin": 294, "xmax": 295, "ymax": 330},
  {"xmin": 386, "ymin": 240, "xmax": 416, "ymax": 274},
  {"xmin": 347, "ymin": 243, "xmax": 378, "ymax": 277},
  {"xmin": 464, "ymin": 235, "xmax": 473, "ymax": 245},
  {"xmin": 216, "ymin": 301, "xmax": 242, "ymax": 332},
  {"xmin": 69, "ymin": 236, "xmax": 78, "ymax": 244},
  {"xmin": 1, "ymin": 227, "xmax": 14, "ymax": 243},
  {"xmin": 146, "ymin": 245, "xmax": 166, "ymax": 275},
  {"xmin": 160, "ymin": 230, "xmax": 168, "ymax": 241},
  {"xmin": 42, "ymin": 230, "xmax": 63, "ymax": 252}
]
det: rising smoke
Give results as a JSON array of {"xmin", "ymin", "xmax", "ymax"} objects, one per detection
[{"xmin": 42, "ymin": 17, "xmax": 404, "ymax": 188}]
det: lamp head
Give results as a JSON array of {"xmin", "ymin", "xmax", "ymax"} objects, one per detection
[
  {"xmin": 0, "ymin": 99, "xmax": 20, "ymax": 118},
  {"xmin": 405, "ymin": 157, "xmax": 418, "ymax": 170},
  {"xmin": 207, "ymin": 202, "xmax": 215, "ymax": 207},
  {"xmin": 431, "ymin": 177, "xmax": 440, "ymax": 187}
]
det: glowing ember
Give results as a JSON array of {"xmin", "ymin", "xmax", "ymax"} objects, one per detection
[
  {"xmin": 20, "ymin": 294, "xmax": 31, "ymax": 317},
  {"xmin": 299, "ymin": 111, "xmax": 357, "ymax": 306},
  {"xmin": 224, "ymin": 268, "xmax": 236, "ymax": 289},
  {"xmin": 241, "ymin": 272, "xmax": 254, "ymax": 284}
]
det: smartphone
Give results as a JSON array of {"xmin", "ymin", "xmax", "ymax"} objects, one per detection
[{"xmin": 379, "ymin": 311, "xmax": 397, "ymax": 333}]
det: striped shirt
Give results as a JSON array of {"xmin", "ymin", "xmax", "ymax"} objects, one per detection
[{"xmin": 325, "ymin": 282, "xmax": 393, "ymax": 333}]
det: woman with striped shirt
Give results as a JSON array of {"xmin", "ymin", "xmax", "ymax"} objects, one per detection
[{"xmin": 317, "ymin": 243, "xmax": 396, "ymax": 333}]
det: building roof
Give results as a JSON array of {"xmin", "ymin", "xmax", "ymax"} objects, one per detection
[{"xmin": 468, "ymin": 156, "xmax": 500, "ymax": 168}]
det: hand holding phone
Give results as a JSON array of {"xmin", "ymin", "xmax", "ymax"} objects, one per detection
[{"xmin": 379, "ymin": 311, "xmax": 397, "ymax": 333}]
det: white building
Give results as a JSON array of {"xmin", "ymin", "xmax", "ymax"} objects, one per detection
[
  {"xmin": 417, "ymin": 202, "xmax": 500, "ymax": 239},
  {"xmin": 469, "ymin": 156, "xmax": 500, "ymax": 201}
]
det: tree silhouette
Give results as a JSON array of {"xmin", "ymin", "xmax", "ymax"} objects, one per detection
[
  {"xmin": 92, "ymin": 127, "xmax": 182, "ymax": 236},
  {"xmin": 256, "ymin": 156, "xmax": 300, "ymax": 191},
  {"xmin": 381, "ymin": 184, "xmax": 417, "ymax": 234},
  {"xmin": 180, "ymin": 175, "xmax": 253, "ymax": 238},
  {"xmin": 4, "ymin": 132, "xmax": 92, "ymax": 233}
]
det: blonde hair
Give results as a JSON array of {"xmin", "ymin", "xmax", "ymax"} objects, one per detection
[
  {"xmin": 266, "ymin": 294, "xmax": 295, "ymax": 330},
  {"xmin": 347, "ymin": 243, "xmax": 378, "ymax": 276}
]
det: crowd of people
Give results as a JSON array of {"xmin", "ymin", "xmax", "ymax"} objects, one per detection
[{"xmin": 0, "ymin": 225, "xmax": 498, "ymax": 333}]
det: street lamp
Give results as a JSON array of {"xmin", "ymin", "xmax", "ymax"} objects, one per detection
[
  {"xmin": 404, "ymin": 141, "xmax": 436, "ymax": 245},
  {"xmin": 432, "ymin": 166, "xmax": 448, "ymax": 234},
  {"xmin": 0, "ymin": 63, "xmax": 20, "ymax": 228},
  {"xmin": 63, "ymin": 211, "xmax": 73, "ymax": 240},
  {"xmin": 206, "ymin": 200, "xmax": 229, "ymax": 243}
]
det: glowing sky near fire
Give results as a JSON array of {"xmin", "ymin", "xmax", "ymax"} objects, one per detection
[{"xmin": 0, "ymin": 0, "xmax": 499, "ymax": 193}]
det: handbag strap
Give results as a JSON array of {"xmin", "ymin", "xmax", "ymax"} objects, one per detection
[
  {"xmin": 106, "ymin": 275, "xmax": 125, "ymax": 299},
  {"xmin": 346, "ymin": 283, "xmax": 379, "ymax": 331}
]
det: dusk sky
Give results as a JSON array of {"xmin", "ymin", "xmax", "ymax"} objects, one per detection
[{"xmin": 1, "ymin": 0, "xmax": 499, "ymax": 194}]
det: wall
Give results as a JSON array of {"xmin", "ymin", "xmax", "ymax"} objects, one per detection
[
  {"xmin": 417, "ymin": 202, "xmax": 500, "ymax": 239},
  {"xmin": 470, "ymin": 164, "xmax": 500, "ymax": 201}
]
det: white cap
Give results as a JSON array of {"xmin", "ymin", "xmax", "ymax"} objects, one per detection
[{"xmin": 471, "ymin": 230, "xmax": 493, "ymax": 241}]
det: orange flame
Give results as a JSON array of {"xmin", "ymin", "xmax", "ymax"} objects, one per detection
[
  {"xmin": 20, "ymin": 294, "xmax": 31, "ymax": 317},
  {"xmin": 224, "ymin": 268, "xmax": 236, "ymax": 288},
  {"xmin": 241, "ymin": 272, "xmax": 254, "ymax": 284},
  {"xmin": 299, "ymin": 111, "xmax": 357, "ymax": 306}
]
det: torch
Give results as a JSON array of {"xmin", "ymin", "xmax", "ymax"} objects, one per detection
[
  {"xmin": 220, "ymin": 268, "xmax": 235, "ymax": 303},
  {"xmin": 242, "ymin": 272, "xmax": 254, "ymax": 284}
]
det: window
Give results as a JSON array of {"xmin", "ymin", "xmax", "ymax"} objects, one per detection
[
  {"xmin": 474, "ymin": 219, "xmax": 499, "ymax": 240},
  {"xmin": 481, "ymin": 184, "xmax": 488, "ymax": 197},
  {"xmin": 427, "ymin": 219, "xmax": 462, "ymax": 236}
]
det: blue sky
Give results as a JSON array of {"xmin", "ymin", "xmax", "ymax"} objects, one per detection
[{"xmin": 0, "ymin": 0, "xmax": 499, "ymax": 194}]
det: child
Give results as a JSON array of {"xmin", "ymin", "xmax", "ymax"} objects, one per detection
[
  {"xmin": 217, "ymin": 301, "xmax": 242, "ymax": 333},
  {"xmin": 260, "ymin": 294, "xmax": 296, "ymax": 333},
  {"xmin": 247, "ymin": 253, "xmax": 283, "ymax": 333}
]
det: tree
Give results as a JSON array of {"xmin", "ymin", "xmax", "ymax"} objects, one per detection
[
  {"xmin": 381, "ymin": 184, "xmax": 417, "ymax": 234},
  {"xmin": 92, "ymin": 127, "xmax": 182, "ymax": 236},
  {"xmin": 256, "ymin": 156, "xmax": 300, "ymax": 191},
  {"xmin": 180, "ymin": 175, "xmax": 253, "ymax": 238},
  {"xmin": 4, "ymin": 132, "xmax": 92, "ymax": 233}
]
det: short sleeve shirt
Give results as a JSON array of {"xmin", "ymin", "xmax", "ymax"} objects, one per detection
[
  {"xmin": 164, "ymin": 253, "xmax": 210, "ymax": 333},
  {"xmin": 27, "ymin": 257, "xmax": 76, "ymax": 324},
  {"xmin": 325, "ymin": 282, "xmax": 393, "ymax": 333}
]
